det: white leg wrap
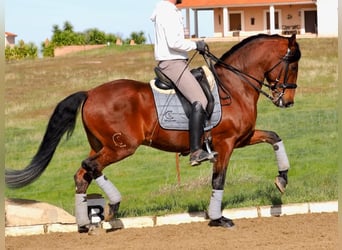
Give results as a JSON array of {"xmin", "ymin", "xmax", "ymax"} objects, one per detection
[
  {"xmin": 273, "ymin": 141, "xmax": 290, "ymax": 171},
  {"xmin": 208, "ymin": 189, "xmax": 223, "ymax": 220},
  {"xmin": 95, "ymin": 175, "xmax": 122, "ymax": 205},
  {"xmin": 75, "ymin": 193, "xmax": 90, "ymax": 226}
]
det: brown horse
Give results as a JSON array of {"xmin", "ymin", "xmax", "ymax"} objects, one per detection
[{"xmin": 6, "ymin": 34, "xmax": 301, "ymax": 232}]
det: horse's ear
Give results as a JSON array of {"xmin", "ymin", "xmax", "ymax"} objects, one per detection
[
  {"xmin": 288, "ymin": 34, "xmax": 296, "ymax": 47},
  {"xmin": 288, "ymin": 34, "xmax": 301, "ymax": 61}
]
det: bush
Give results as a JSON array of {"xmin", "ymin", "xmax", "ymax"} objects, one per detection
[
  {"xmin": 105, "ymin": 33, "xmax": 118, "ymax": 44},
  {"xmin": 84, "ymin": 28, "xmax": 106, "ymax": 45},
  {"xmin": 41, "ymin": 41, "xmax": 55, "ymax": 57},
  {"xmin": 41, "ymin": 21, "xmax": 124, "ymax": 56},
  {"xmin": 39, "ymin": 21, "xmax": 146, "ymax": 57},
  {"xmin": 127, "ymin": 31, "xmax": 146, "ymax": 44},
  {"xmin": 5, "ymin": 40, "xmax": 38, "ymax": 61}
]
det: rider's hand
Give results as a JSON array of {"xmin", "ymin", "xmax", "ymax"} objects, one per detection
[{"xmin": 196, "ymin": 40, "xmax": 208, "ymax": 55}]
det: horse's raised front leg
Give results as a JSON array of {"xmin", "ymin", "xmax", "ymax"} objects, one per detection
[
  {"xmin": 74, "ymin": 148, "xmax": 122, "ymax": 233},
  {"xmin": 247, "ymin": 129, "xmax": 290, "ymax": 193}
]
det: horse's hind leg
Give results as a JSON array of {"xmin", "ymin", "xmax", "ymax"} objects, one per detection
[
  {"xmin": 74, "ymin": 148, "xmax": 125, "ymax": 232},
  {"xmin": 74, "ymin": 167, "xmax": 92, "ymax": 232},
  {"xmin": 247, "ymin": 129, "xmax": 290, "ymax": 193},
  {"xmin": 84, "ymin": 155, "xmax": 122, "ymax": 221}
]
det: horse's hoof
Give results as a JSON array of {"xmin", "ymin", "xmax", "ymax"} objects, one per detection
[
  {"xmin": 274, "ymin": 176, "xmax": 287, "ymax": 194},
  {"xmin": 78, "ymin": 224, "xmax": 103, "ymax": 235},
  {"xmin": 105, "ymin": 202, "xmax": 121, "ymax": 222},
  {"xmin": 78, "ymin": 225, "xmax": 89, "ymax": 233},
  {"xmin": 104, "ymin": 214, "xmax": 114, "ymax": 222},
  {"xmin": 106, "ymin": 219, "xmax": 124, "ymax": 232},
  {"xmin": 208, "ymin": 216, "xmax": 235, "ymax": 228},
  {"xmin": 87, "ymin": 224, "xmax": 104, "ymax": 235}
]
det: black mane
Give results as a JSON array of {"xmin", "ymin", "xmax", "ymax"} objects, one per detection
[{"xmin": 219, "ymin": 34, "xmax": 285, "ymax": 61}]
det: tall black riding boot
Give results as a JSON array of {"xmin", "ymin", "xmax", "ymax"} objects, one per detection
[{"xmin": 189, "ymin": 101, "xmax": 217, "ymax": 166}]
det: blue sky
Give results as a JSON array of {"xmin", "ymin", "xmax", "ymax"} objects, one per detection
[{"xmin": 5, "ymin": 0, "xmax": 213, "ymax": 47}]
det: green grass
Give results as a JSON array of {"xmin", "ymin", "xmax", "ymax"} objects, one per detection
[{"xmin": 5, "ymin": 38, "xmax": 337, "ymax": 217}]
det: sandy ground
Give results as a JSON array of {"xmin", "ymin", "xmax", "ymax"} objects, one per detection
[{"xmin": 5, "ymin": 212, "xmax": 338, "ymax": 250}]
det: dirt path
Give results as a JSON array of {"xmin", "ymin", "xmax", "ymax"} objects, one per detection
[{"xmin": 5, "ymin": 212, "xmax": 338, "ymax": 250}]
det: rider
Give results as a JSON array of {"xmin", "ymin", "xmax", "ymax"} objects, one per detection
[{"xmin": 151, "ymin": 0, "xmax": 217, "ymax": 166}]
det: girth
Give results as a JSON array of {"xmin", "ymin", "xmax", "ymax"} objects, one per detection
[{"xmin": 154, "ymin": 66, "xmax": 215, "ymax": 118}]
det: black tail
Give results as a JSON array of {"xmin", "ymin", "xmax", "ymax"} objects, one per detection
[{"xmin": 5, "ymin": 91, "xmax": 88, "ymax": 188}]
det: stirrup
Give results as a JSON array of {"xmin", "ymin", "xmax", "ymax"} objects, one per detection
[
  {"xmin": 204, "ymin": 137, "xmax": 218, "ymax": 163},
  {"xmin": 190, "ymin": 149, "xmax": 217, "ymax": 166}
]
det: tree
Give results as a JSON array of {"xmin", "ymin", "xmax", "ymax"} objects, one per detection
[
  {"xmin": 51, "ymin": 24, "xmax": 63, "ymax": 46},
  {"xmin": 51, "ymin": 22, "xmax": 85, "ymax": 46},
  {"xmin": 105, "ymin": 33, "xmax": 118, "ymax": 44},
  {"xmin": 128, "ymin": 31, "xmax": 146, "ymax": 44},
  {"xmin": 41, "ymin": 39, "xmax": 55, "ymax": 57},
  {"xmin": 63, "ymin": 21, "xmax": 74, "ymax": 32},
  {"xmin": 52, "ymin": 24, "xmax": 61, "ymax": 34},
  {"xmin": 41, "ymin": 21, "xmax": 147, "ymax": 57},
  {"xmin": 84, "ymin": 28, "xmax": 106, "ymax": 45}
]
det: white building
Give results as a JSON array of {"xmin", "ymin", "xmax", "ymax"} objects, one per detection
[{"xmin": 178, "ymin": 0, "xmax": 338, "ymax": 38}]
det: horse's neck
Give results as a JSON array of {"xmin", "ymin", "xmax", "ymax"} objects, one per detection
[
  {"xmin": 229, "ymin": 38, "xmax": 284, "ymax": 76},
  {"xmin": 223, "ymin": 53, "xmax": 263, "ymax": 85},
  {"xmin": 217, "ymin": 47, "xmax": 272, "ymax": 106},
  {"xmin": 229, "ymin": 50, "xmax": 267, "ymax": 79}
]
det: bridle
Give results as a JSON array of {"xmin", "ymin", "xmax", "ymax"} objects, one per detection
[
  {"xmin": 263, "ymin": 48, "xmax": 298, "ymax": 104},
  {"xmin": 200, "ymin": 45, "xmax": 300, "ymax": 106}
]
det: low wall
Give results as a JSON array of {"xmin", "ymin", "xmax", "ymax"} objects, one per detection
[{"xmin": 54, "ymin": 44, "xmax": 106, "ymax": 57}]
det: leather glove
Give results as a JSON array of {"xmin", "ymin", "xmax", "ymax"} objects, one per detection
[{"xmin": 196, "ymin": 40, "xmax": 208, "ymax": 55}]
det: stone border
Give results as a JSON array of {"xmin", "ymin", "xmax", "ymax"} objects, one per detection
[{"xmin": 5, "ymin": 201, "xmax": 338, "ymax": 236}]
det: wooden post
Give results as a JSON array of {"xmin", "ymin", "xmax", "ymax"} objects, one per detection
[{"xmin": 175, "ymin": 153, "xmax": 181, "ymax": 185}]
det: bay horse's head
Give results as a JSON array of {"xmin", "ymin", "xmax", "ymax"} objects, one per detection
[
  {"xmin": 216, "ymin": 33, "xmax": 301, "ymax": 108},
  {"xmin": 264, "ymin": 34, "xmax": 301, "ymax": 108}
]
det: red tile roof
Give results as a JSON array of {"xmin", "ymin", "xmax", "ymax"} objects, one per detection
[
  {"xmin": 178, "ymin": 0, "xmax": 315, "ymax": 8},
  {"xmin": 5, "ymin": 32, "xmax": 17, "ymax": 37}
]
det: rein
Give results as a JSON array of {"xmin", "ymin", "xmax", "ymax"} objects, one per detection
[{"xmin": 200, "ymin": 47, "xmax": 298, "ymax": 105}]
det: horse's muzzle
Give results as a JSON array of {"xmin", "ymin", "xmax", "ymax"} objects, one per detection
[{"xmin": 273, "ymin": 97, "xmax": 294, "ymax": 108}]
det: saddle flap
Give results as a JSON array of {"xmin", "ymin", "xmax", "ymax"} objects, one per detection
[{"xmin": 150, "ymin": 77, "xmax": 222, "ymax": 131}]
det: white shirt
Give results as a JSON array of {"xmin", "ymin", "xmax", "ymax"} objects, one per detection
[{"xmin": 150, "ymin": 1, "xmax": 197, "ymax": 61}]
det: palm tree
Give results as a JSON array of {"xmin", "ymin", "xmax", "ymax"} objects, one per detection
[{"xmin": 63, "ymin": 21, "xmax": 74, "ymax": 32}]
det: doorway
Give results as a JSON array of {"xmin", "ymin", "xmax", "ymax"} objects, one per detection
[
  {"xmin": 230, "ymin": 13, "xmax": 242, "ymax": 31},
  {"xmin": 304, "ymin": 10, "xmax": 317, "ymax": 33}
]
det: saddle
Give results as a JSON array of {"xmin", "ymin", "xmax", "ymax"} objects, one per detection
[{"xmin": 154, "ymin": 66, "xmax": 215, "ymax": 119}]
